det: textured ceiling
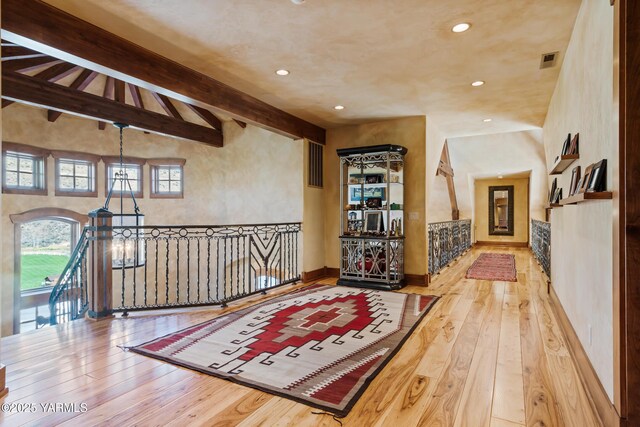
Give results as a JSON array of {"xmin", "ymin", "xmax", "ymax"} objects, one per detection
[{"xmin": 42, "ymin": 0, "xmax": 581, "ymax": 139}]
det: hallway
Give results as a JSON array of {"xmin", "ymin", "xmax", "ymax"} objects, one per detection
[{"xmin": 0, "ymin": 247, "xmax": 601, "ymax": 426}]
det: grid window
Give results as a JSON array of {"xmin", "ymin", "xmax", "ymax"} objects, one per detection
[
  {"xmin": 56, "ymin": 159, "xmax": 95, "ymax": 195},
  {"xmin": 3, "ymin": 151, "xmax": 46, "ymax": 193},
  {"xmin": 151, "ymin": 165, "xmax": 183, "ymax": 198},
  {"xmin": 107, "ymin": 163, "xmax": 142, "ymax": 196}
]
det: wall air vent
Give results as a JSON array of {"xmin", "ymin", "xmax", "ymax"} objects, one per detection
[{"xmin": 540, "ymin": 51, "xmax": 559, "ymax": 69}]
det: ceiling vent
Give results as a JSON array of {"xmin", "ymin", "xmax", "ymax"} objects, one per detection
[{"xmin": 540, "ymin": 51, "xmax": 559, "ymax": 69}]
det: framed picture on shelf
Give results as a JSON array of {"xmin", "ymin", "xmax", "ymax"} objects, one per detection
[
  {"xmin": 365, "ymin": 174, "xmax": 384, "ymax": 184},
  {"xmin": 569, "ymin": 165, "xmax": 581, "ymax": 196},
  {"xmin": 587, "ymin": 159, "xmax": 607, "ymax": 192},
  {"xmin": 552, "ymin": 188, "xmax": 563, "ymax": 204},
  {"xmin": 568, "ymin": 133, "xmax": 580, "ymax": 155},
  {"xmin": 549, "ymin": 178, "xmax": 558, "ymax": 204},
  {"xmin": 578, "ymin": 164, "xmax": 594, "ymax": 194},
  {"xmin": 366, "ymin": 197, "xmax": 382, "ymax": 209},
  {"xmin": 561, "ymin": 133, "xmax": 571, "ymax": 155},
  {"xmin": 364, "ymin": 211, "xmax": 383, "ymax": 233},
  {"xmin": 350, "ymin": 186, "xmax": 386, "ymax": 203}
]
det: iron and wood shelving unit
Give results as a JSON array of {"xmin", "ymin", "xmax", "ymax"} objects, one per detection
[{"xmin": 337, "ymin": 144, "xmax": 407, "ymax": 290}]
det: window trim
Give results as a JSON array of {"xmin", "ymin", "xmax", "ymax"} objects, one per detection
[
  {"xmin": 2, "ymin": 141, "xmax": 48, "ymax": 196},
  {"xmin": 52, "ymin": 151, "xmax": 100, "ymax": 198},
  {"xmin": 149, "ymin": 158, "xmax": 185, "ymax": 199},
  {"xmin": 104, "ymin": 157, "xmax": 145, "ymax": 199}
]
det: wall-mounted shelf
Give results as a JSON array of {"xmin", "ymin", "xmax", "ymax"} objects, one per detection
[
  {"xmin": 548, "ymin": 203, "xmax": 563, "ymax": 208},
  {"xmin": 560, "ymin": 191, "xmax": 612, "ymax": 206},
  {"xmin": 550, "ymin": 154, "xmax": 579, "ymax": 175}
]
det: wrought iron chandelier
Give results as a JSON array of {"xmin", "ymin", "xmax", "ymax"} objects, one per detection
[{"xmin": 105, "ymin": 123, "xmax": 145, "ymax": 268}]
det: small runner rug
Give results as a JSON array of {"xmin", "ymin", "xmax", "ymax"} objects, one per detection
[
  {"xmin": 465, "ymin": 253, "xmax": 517, "ymax": 281},
  {"xmin": 130, "ymin": 284, "xmax": 438, "ymax": 416}
]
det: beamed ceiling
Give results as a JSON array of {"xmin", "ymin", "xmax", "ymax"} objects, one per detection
[
  {"xmin": 1, "ymin": 0, "xmax": 583, "ymax": 143},
  {"xmin": 2, "ymin": 41, "xmax": 226, "ymax": 146}
]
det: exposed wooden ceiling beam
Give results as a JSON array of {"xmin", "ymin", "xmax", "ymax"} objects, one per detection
[
  {"xmin": 33, "ymin": 62, "xmax": 79, "ymax": 82},
  {"xmin": 114, "ymin": 79, "xmax": 125, "ymax": 103},
  {"xmin": 2, "ymin": 56, "xmax": 61, "ymax": 73},
  {"xmin": 99, "ymin": 76, "xmax": 115, "ymax": 130},
  {"xmin": 1, "ymin": 0, "xmax": 326, "ymax": 144},
  {"xmin": 48, "ymin": 68, "xmax": 98, "ymax": 122},
  {"xmin": 184, "ymin": 103, "xmax": 221, "ymax": 131},
  {"xmin": 151, "ymin": 92, "xmax": 182, "ymax": 120},
  {"xmin": 4, "ymin": 61, "xmax": 79, "ymax": 108},
  {"xmin": 234, "ymin": 119, "xmax": 247, "ymax": 129},
  {"xmin": 1, "ymin": 45, "xmax": 45, "ymax": 60},
  {"xmin": 3, "ymin": 70, "xmax": 222, "ymax": 147},
  {"xmin": 128, "ymin": 83, "xmax": 144, "ymax": 109}
]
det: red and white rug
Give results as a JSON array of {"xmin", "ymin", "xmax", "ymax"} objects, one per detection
[
  {"xmin": 131, "ymin": 284, "xmax": 438, "ymax": 416},
  {"xmin": 465, "ymin": 253, "xmax": 517, "ymax": 282}
]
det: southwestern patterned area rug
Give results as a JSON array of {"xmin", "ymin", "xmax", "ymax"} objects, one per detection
[
  {"xmin": 465, "ymin": 253, "xmax": 517, "ymax": 282},
  {"xmin": 131, "ymin": 284, "xmax": 438, "ymax": 416}
]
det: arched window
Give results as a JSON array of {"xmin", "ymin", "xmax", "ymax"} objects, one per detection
[{"xmin": 10, "ymin": 208, "xmax": 88, "ymax": 334}]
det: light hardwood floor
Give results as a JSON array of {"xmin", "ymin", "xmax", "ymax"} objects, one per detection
[{"xmin": 0, "ymin": 247, "xmax": 602, "ymax": 426}]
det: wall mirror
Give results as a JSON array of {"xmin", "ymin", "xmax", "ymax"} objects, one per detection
[{"xmin": 489, "ymin": 185, "xmax": 514, "ymax": 236}]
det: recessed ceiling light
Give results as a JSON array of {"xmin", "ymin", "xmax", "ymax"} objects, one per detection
[
  {"xmin": 483, "ymin": 118, "xmax": 492, "ymax": 122},
  {"xmin": 291, "ymin": 0, "xmax": 306, "ymax": 4},
  {"xmin": 452, "ymin": 23, "xmax": 471, "ymax": 33},
  {"xmin": 498, "ymin": 175, "xmax": 503, "ymax": 179},
  {"xmin": 471, "ymin": 80, "xmax": 485, "ymax": 87},
  {"xmin": 275, "ymin": 69, "xmax": 290, "ymax": 76},
  {"xmin": 334, "ymin": 105, "xmax": 345, "ymax": 110}
]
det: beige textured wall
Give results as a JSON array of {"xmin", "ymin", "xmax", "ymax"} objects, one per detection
[
  {"xmin": 324, "ymin": 117, "xmax": 427, "ymax": 276},
  {"xmin": 302, "ymin": 139, "xmax": 326, "ymax": 273},
  {"xmin": 443, "ymin": 130, "xmax": 547, "ymax": 223},
  {"xmin": 474, "ymin": 178, "xmax": 530, "ymax": 243},
  {"xmin": 543, "ymin": 0, "xmax": 614, "ymax": 400},
  {"xmin": 1, "ymin": 104, "xmax": 303, "ymax": 335}
]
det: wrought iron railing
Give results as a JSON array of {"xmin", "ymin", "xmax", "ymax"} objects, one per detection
[
  {"xmin": 49, "ymin": 222, "xmax": 301, "ymax": 324},
  {"xmin": 49, "ymin": 227, "xmax": 91, "ymax": 325},
  {"xmin": 428, "ymin": 219, "xmax": 472, "ymax": 275},
  {"xmin": 531, "ymin": 219, "xmax": 551, "ymax": 277},
  {"xmin": 111, "ymin": 223, "xmax": 301, "ymax": 313}
]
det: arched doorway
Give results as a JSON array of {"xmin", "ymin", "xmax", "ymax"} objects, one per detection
[{"xmin": 10, "ymin": 208, "xmax": 88, "ymax": 334}]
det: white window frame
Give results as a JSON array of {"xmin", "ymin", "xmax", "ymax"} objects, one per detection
[
  {"xmin": 54, "ymin": 157, "xmax": 97, "ymax": 197},
  {"xmin": 149, "ymin": 159, "xmax": 185, "ymax": 199},
  {"xmin": 2, "ymin": 143, "xmax": 48, "ymax": 195},
  {"xmin": 105, "ymin": 160, "xmax": 144, "ymax": 198}
]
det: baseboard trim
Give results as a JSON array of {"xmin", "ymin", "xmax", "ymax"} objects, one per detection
[
  {"xmin": 548, "ymin": 285, "xmax": 620, "ymax": 427},
  {"xmin": 405, "ymin": 274, "xmax": 429, "ymax": 286},
  {"xmin": 302, "ymin": 267, "xmax": 329, "ymax": 283},
  {"xmin": 326, "ymin": 267, "xmax": 340, "ymax": 278},
  {"xmin": 474, "ymin": 240, "xmax": 529, "ymax": 248}
]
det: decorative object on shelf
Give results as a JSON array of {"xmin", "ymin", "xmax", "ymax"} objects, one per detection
[
  {"xmin": 549, "ymin": 178, "xmax": 558, "ymax": 204},
  {"xmin": 552, "ymin": 187, "xmax": 563, "ymax": 204},
  {"xmin": 337, "ymin": 144, "xmax": 407, "ymax": 290},
  {"xmin": 366, "ymin": 197, "xmax": 382, "ymax": 209},
  {"xmin": 578, "ymin": 163, "xmax": 594, "ymax": 194},
  {"xmin": 586, "ymin": 159, "xmax": 607, "ymax": 192},
  {"xmin": 350, "ymin": 186, "xmax": 386, "ymax": 203},
  {"xmin": 364, "ymin": 211, "xmax": 383, "ymax": 233},
  {"xmin": 366, "ymin": 174, "xmax": 384, "ymax": 184},
  {"xmin": 568, "ymin": 133, "xmax": 580, "ymax": 155},
  {"xmin": 569, "ymin": 165, "xmax": 582, "ymax": 196},
  {"xmin": 561, "ymin": 133, "xmax": 572, "ymax": 155}
]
